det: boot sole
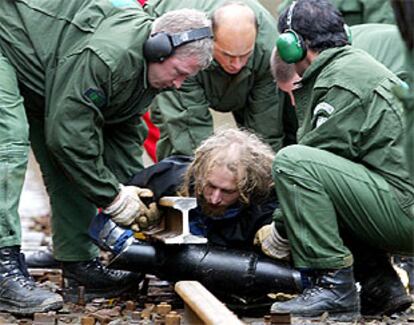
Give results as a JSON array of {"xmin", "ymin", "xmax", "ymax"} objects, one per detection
[
  {"xmin": 291, "ymin": 310, "xmax": 361, "ymax": 322},
  {"xmin": 62, "ymin": 283, "xmax": 139, "ymax": 303},
  {"xmin": 0, "ymin": 300, "xmax": 63, "ymax": 315},
  {"xmin": 383, "ymin": 296, "xmax": 413, "ymax": 316},
  {"xmin": 362, "ymin": 294, "xmax": 413, "ymax": 316}
]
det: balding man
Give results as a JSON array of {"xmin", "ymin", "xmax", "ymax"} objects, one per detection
[{"xmin": 144, "ymin": 0, "xmax": 284, "ymax": 160}]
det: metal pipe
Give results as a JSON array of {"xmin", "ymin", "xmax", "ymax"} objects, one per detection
[{"xmin": 109, "ymin": 241, "xmax": 302, "ymax": 299}]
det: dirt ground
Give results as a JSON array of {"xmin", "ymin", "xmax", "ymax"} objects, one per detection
[{"xmin": 14, "ymin": 209, "xmax": 414, "ymax": 325}]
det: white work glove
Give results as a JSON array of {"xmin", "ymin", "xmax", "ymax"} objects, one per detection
[
  {"xmin": 254, "ymin": 222, "xmax": 291, "ymax": 260},
  {"xmin": 104, "ymin": 185, "xmax": 154, "ymax": 226}
]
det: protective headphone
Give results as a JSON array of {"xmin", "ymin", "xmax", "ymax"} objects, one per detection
[
  {"xmin": 144, "ymin": 26, "xmax": 213, "ymax": 62},
  {"xmin": 277, "ymin": 1, "xmax": 353, "ymax": 64},
  {"xmin": 276, "ymin": 1, "xmax": 306, "ymax": 64}
]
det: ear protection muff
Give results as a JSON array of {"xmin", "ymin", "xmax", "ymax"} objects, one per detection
[
  {"xmin": 276, "ymin": 1, "xmax": 307, "ymax": 64},
  {"xmin": 144, "ymin": 26, "xmax": 213, "ymax": 62}
]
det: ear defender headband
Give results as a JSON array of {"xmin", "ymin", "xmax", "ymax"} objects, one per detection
[
  {"xmin": 276, "ymin": 1, "xmax": 307, "ymax": 64},
  {"xmin": 144, "ymin": 26, "xmax": 213, "ymax": 62},
  {"xmin": 344, "ymin": 23, "xmax": 352, "ymax": 44}
]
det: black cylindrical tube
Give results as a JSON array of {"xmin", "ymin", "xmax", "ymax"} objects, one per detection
[{"xmin": 110, "ymin": 241, "xmax": 302, "ymax": 298}]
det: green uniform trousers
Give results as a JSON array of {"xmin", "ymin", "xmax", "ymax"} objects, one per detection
[
  {"xmin": 0, "ymin": 52, "xmax": 29, "ymax": 248},
  {"xmin": 0, "ymin": 51, "xmax": 100, "ymax": 261},
  {"xmin": 272, "ymin": 145, "xmax": 414, "ymax": 270},
  {"xmin": 28, "ymin": 114, "xmax": 99, "ymax": 261},
  {"xmin": 23, "ymin": 83, "xmax": 145, "ymax": 261}
]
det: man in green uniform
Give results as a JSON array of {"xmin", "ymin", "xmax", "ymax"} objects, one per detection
[
  {"xmin": 0, "ymin": 0, "xmax": 213, "ymax": 314},
  {"xmin": 278, "ymin": 0, "xmax": 395, "ymax": 26},
  {"xmin": 267, "ymin": 0, "xmax": 414, "ymax": 321},
  {"xmin": 390, "ymin": 0, "xmax": 414, "ymax": 296},
  {"xmin": 143, "ymin": 0, "xmax": 283, "ymax": 160},
  {"xmin": 276, "ymin": 22, "xmax": 410, "ymax": 140},
  {"xmin": 391, "ymin": 0, "xmax": 414, "ymax": 181},
  {"xmin": 268, "ymin": 20, "xmax": 414, "ymax": 316}
]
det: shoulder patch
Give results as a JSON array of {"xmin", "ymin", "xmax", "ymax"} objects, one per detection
[
  {"xmin": 313, "ymin": 102, "xmax": 334, "ymax": 128},
  {"xmin": 313, "ymin": 102, "xmax": 335, "ymax": 116},
  {"xmin": 84, "ymin": 88, "xmax": 107, "ymax": 109}
]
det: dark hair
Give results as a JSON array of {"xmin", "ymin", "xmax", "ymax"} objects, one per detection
[{"xmin": 278, "ymin": 0, "xmax": 348, "ymax": 53}]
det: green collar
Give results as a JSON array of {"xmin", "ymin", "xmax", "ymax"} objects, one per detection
[{"xmin": 302, "ymin": 46, "xmax": 351, "ymax": 82}]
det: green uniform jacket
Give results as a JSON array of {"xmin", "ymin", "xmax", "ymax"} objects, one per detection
[
  {"xmin": 395, "ymin": 47, "xmax": 414, "ymax": 181},
  {"xmin": 278, "ymin": 0, "xmax": 395, "ymax": 26},
  {"xmin": 144, "ymin": 0, "xmax": 282, "ymax": 159},
  {"xmin": 405, "ymin": 51, "xmax": 414, "ymax": 180},
  {"xmin": 0, "ymin": 0, "xmax": 158, "ymax": 207},
  {"xmin": 294, "ymin": 46, "xmax": 414, "ymax": 215},
  {"xmin": 351, "ymin": 24, "xmax": 407, "ymax": 81}
]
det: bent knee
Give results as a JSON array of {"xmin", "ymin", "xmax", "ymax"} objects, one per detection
[{"xmin": 273, "ymin": 145, "xmax": 311, "ymax": 169}]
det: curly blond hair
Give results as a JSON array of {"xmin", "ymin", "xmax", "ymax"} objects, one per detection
[{"xmin": 180, "ymin": 128, "xmax": 275, "ymax": 204}]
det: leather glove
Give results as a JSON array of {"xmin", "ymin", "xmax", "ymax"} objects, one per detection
[
  {"xmin": 103, "ymin": 185, "xmax": 154, "ymax": 226},
  {"xmin": 253, "ymin": 224, "xmax": 272, "ymax": 245},
  {"xmin": 254, "ymin": 222, "xmax": 291, "ymax": 260},
  {"xmin": 134, "ymin": 202, "xmax": 161, "ymax": 230}
]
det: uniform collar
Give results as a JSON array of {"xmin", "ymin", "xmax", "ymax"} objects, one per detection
[{"xmin": 301, "ymin": 46, "xmax": 351, "ymax": 83}]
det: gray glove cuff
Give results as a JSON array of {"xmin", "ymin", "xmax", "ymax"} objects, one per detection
[{"xmin": 262, "ymin": 221, "xmax": 291, "ymax": 260}]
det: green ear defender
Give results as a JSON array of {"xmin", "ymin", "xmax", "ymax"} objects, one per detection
[
  {"xmin": 276, "ymin": 1, "xmax": 307, "ymax": 64},
  {"xmin": 276, "ymin": 29, "xmax": 306, "ymax": 64}
]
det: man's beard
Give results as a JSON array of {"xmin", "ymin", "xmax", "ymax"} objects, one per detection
[{"xmin": 198, "ymin": 196, "xmax": 228, "ymax": 218}]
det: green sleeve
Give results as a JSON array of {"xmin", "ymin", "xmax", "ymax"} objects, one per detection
[
  {"xmin": 103, "ymin": 114, "xmax": 147, "ymax": 184},
  {"xmin": 300, "ymin": 82, "xmax": 408, "ymax": 185},
  {"xmin": 334, "ymin": 0, "xmax": 395, "ymax": 25},
  {"xmin": 243, "ymin": 65, "xmax": 284, "ymax": 153},
  {"xmin": 153, "ymin": 77, "xmax": 213, "ymax": 160},
  {"xmin": 299, "ymin": 87, "xmax": 365, "ymax": 158},
  {"xmin": 359, "ymin": 0, "xmax": 395, "ymax": 25},
  {"xmin": 45, "ymin": 50, "xmax": 121, "ymax": 207},
  {"xmin": 278, "ymin": 0, "xmax": 394, "ymax": 26},
  {"xmin": 277, "ymin": 0, "xmax": 363, "ymax": 26}
]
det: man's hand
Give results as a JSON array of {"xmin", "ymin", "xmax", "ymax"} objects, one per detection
[
  {"xmin": 103, "ymin": 185, "xmax": 154, "ymax": 226},
  {"xmin": 134, "ymin": 202, "xmax": 161, "ymax": 230},
  {"xmin": 254, "ymin": 222, "xmax": 291, "ymax": 260}
]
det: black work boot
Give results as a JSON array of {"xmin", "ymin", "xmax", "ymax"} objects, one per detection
[
  {"xmin": 394, "ymin": 255, "xmax": 414, "ymax": 295},
  {"xmin": 24, "ymin": 247, "xmax": 59, "ymax": 268},
  {"xmin": 62, "ymin": 258, "xmax": 143, "ymax": 302},
  {"xmin": 0, "ymin": 246, "xmax": 63, "ymax": 315},
  {"xmin": 360, "ymin": 256, "xmax": 412, "ymax": 316},
  {"xmin": 271, "ymin": 267, "xmax": 360, "ymax": 321}
]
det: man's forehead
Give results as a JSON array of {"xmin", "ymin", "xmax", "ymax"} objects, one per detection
[
  {"xmin": 205, "ymin": 166, "xmax": 238, "ymax": 188},
  {"xmin": 215, "ymin": 41, "xmax": 254, "ymax": 57}
]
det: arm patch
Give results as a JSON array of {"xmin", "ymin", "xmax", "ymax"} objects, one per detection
[
  {"xmin": 313, "ymin": 102, "xmax": 334, "ymax": 128},
  {"xmin": 84, "ymin": 88, "xmax": 107, "ymax": 109}
]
